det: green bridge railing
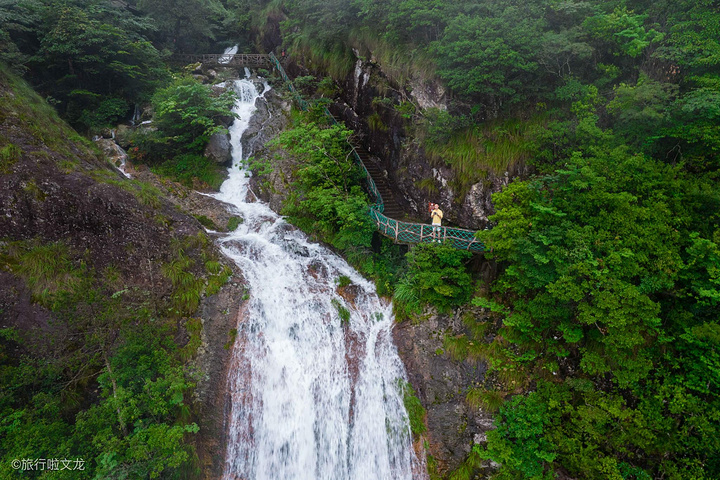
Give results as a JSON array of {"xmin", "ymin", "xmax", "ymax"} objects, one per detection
[{"xmin": 268, "ymin": 52, "xmax": 485, "ymax": 253}]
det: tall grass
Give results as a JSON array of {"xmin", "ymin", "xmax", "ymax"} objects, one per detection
[
  {"xmin": 152, "ymin": 153, "xmax": 225, "ymax": 190},
  {"xmin": 423, "ymin": 115, "xmax": 546, "ymax": 193},
  {"xmin": 349, "ymin": 27, "xmax": 437, "ymax": 88},
  {"xmin": 5, "ymin": 241, "xmax": 83, "ymax": 307},
  {"xmin": 466, "ymin": 388, "xmax": 505, "ymax": 413},
  {"xmin": 399, "ymin": 380, "xmax": 427, "ymax": 438},
  {"xmin": 0, "ymin": 143, "xmax": 21, "ymax": 174},
  {"xmin": 288, "ymin": 33, "xmax": 356, "ymax": 81}
]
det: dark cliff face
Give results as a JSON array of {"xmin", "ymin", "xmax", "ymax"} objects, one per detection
[
  {"xmin": 394, "ymin": 306, "xmax": 497, "ymax": 476},
  {"xmin": 330, "ymin": 55, "xmax": 529, "ymax": 229},
  {"xmin": 0, "ymin": 69, "xmax": 242, "ymax": 478}
]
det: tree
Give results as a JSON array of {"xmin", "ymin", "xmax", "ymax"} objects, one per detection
[
  {"xmin": 476, "ymin": 127, "xmax": 720, "ymax": 477},
  {"xmin": 430, "ymin": 4, "xmax": 545, "ymax": 107},
  {"xmin": 137, "ymin": 0, "xmax": 226, "ymax": 53},
  {"xmin": 270, "ymin": 116, "xmax": 375, "ymax": 250},
  {"xmin": 394, "ymin": 243, "xmax": 473, "ymax": 314},
  {"xmin": 145, "ymin": 76, "xmax": 237, "ymax": 157}
]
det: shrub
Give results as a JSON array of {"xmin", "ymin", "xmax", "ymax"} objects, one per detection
[
  {"xmin": 226, "ymin": 216, "xmax": 243, "ymax": 231},
  {"xmin": 399, "ymin": 380, "xmax": 426, "ymax": 438},
  {"xmin": 395, "ymin": 243, "xmax": 473, "ymax": 313},
  {"xmin": 152, "ymin": 154, "xmax": 225, "ymax": 190},
  {"xmin": 142, "ymin": 77, "xmax": 236, "ymax": 159}
]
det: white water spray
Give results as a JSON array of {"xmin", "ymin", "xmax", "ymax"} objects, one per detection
[
  {"xmin": 220, "ymin": 45, "xmax": 239, "ymax": 64},
  {"xmin": 216, "ymin": 75, "xmax": 421, "ymax": 480}
]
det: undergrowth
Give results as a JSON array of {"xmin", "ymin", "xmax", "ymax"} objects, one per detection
[
  {"xmin": 399, "ymin": 380, "xmax": 427, "ymax": 438},
  {"xmin": 162, "ymin": 233, "xmax": 231, "ymax": 317},
  {"xmin": 422, "ymin": 113, "xmax": 545, "ymax": 194},
  {"xmin": 0, "ymin": 66, "xmax": 96, "ymax": 167},
  {"xmin": 287, "ymin": 34, "xmax": 356, "ymax": 80},
  {"xmin": 349, "ymin": 27, "xmax": 437, "ymax": 89},
  {"xmin": 152, "ymin": 153, "xmax": 226, "ymax": 190}
]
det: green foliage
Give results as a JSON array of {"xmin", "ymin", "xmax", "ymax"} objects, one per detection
[
  {"xmin": 477, "ymin": 122, "xmax": 720, "ymax": 477},
  {"xmin": 343, "ymin": 238, "xmax": 408, "ymax": 297},
  {"xmin": 399, "ymin": 380, "xmax": 426, "ymax": 438},
  {"xmin": 270, "ymin": 117, "xmax": 375, "ymax": 250},
  {"xmin": 607, "ymin": 74, "xmax": 678, "ymax": 147},
  {"xmin": 366, "ymin": 112, "xmax": 388, "ymax": 132},
  {"xmin": 394, "ymin": 100, "xmax": 416, "ymax": 120},
  {"xmin": 224, "ymin": 327, "xmax": 238, "ymax": 350},
  {"xmin": 583, "ymin": 7, "xmax": 663, "ymax": 58},
  {"xmin": 161, "ymin": 234, "xmax": 229, "ymax": 317},
  {"xmin": 2, "ymin": 0, "xmax": 170, "ymax": 129},
  {"xmin": 4, "ymin": 240, "xmax": 83, "ymax": 309},
  {"xmin": 0, "ymin": 143, "xmax": 21, "ymax": 174},
  {"xmin": 430, "ymin": 5, "xmax": 544, "ymax": 104},
  {"xmin": 466, "ymin": 388, "xmax": 504, "ymax": 413},
  {"xmin": 0, "ymin": 65, "xmax": 94, "ymax": 164},
  {"xmin": 394, "ymin": 243, "xmax": 473, "ymax": 315},
  {"xmin": 423, "ymin": 115, "xmax": 543, "ymax": 194},
  {"xmin": 152, "ymin": 153, "xmax": 226, "ymax": 190},
  {"xmin": 136, "ymin": 0, "xmax": 226, "ymax": 53},
  {"xmin": 447, "ymin": 447, "xmax": 485, "ymax": 480},
  {"xmin": 336, "ymin": 275, "xmax": 352, "ymax": 288},
  {"xmin": 479, "ymin": 390, "xmax": 556, "ymax": 479},
  {"xmin": 226, "ymin": 216, "xmax": 244, "ymax": 231},
  {"xmin": 331, "ymin": 298, "xmax": 351, "ymax": 325},
  {"xmin": 89, "ymin": 171, "xmax": 163, "ymax": 209},
  {"xmin": 77, "ymin": 97, "xmax": 129, "ymax": 131},
  {"xmin": 0, "ymin": 239, "xmax": 204, "ymax": 478},
  {"xmin": 194, "ymin": 214, "xmax": 218, "ymax": 230},
  {"xmin": 146, "ymin": 77, "xmax": 237, "ymax": 157}
]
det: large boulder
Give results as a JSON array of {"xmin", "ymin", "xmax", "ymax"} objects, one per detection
[{"xmin": 204, "ymin": 133, "xmax": 232, "ymax": 165}]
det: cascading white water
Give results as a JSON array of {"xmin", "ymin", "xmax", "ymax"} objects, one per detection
[
  {"xmin": 220, "ymin": 45, "xmax": 239, "ymax": 64},
  {"xmin": 215, "ymin": 76, "xmax": 422, "ymax": 480}
]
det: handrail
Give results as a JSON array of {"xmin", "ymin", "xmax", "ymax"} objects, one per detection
[
  {"xmin": 172, "ymin": 53, "xmax": 273, "ymax": 66},
  {"xmin": 268, "ymin": 52, "xmax": 484, "ymax": 252}
]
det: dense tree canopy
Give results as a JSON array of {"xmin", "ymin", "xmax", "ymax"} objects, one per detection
[{"xmin": 2, "ymin": 0, "xmax": 719, "ymax": 478}]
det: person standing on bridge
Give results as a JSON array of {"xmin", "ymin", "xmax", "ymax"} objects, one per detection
[{"xmin": 431, "ymin": 203, "xmax": 443, "ymax": 242}]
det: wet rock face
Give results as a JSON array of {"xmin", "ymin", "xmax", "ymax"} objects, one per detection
[
  {"xmin": 205, "ymin": 132, "xmax": 232, "ymax": 165},
  {"xmin": 95, "ymin": 138, "xmax": 128, "ymax": 167},
  {"xmin": 243, "ymin": 88, "xmax": 294, "ymax": 212},
  {"xmin": 408, "ymin": 76, "xmax": 448, "ymax": 111},
  {"xmin": 335, "ymin": 55, "xmax": 523, "ymax": 228},
  {"xmin": 394, "ymin": 308, "xmax": 495, "ymax": 475}
]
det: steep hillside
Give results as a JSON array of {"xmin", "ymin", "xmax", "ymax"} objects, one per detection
[{"xmin": 0, "ymin": 67, "xmax": 243, "ymax": 478}]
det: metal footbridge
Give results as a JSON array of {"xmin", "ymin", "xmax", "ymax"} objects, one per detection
[{"xmin": 179, "ymin": 52, "xmax": 484, "ymax": 252}]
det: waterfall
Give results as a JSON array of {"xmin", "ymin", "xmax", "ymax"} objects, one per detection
[
  {"xmin": 132, "ymin": 103, "xmax": 141, "ymax": 125},
  {"xmin": 220, "ymin": 45, "xmax": 239, "ymax": 64},
  {"xmin": 215, "ymin": 76, "xmax": 422, "ymax": 480}
]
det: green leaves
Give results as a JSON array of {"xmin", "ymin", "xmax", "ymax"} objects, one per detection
[
  {"xmin": 430, "ymin": 8, "xmax": 543, "ymax": 103},
  {"xmin": 271, "ymin": 117, "xmax": 375, "ymax": 250},
  {"xmin": 478, "ymin": 118, "xmax": 720, "ymax": 476},
  {"xmin": 394, "ymin": 243, "xmax": 473, "ymax": 314},
  {"xmin": 584, "ymin": 7, "xmax": 663, "ymax": 58},
  {"xmin": 480, "ymin": 390, "xmax": 557, "ymax": 479}
]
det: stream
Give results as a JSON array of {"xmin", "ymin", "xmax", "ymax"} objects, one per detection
[{"xmin": 214, "ymin": 74, "xmax": 422, "ymax": 479}]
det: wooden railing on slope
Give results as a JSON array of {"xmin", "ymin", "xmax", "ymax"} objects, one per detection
[
  {"xmin": 172, "ymin": 53, "xmax": 273, "ymax": 67},
  {"xmin": 267, "ymin": 52, "xmax": 485, "ymax": 253}
]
